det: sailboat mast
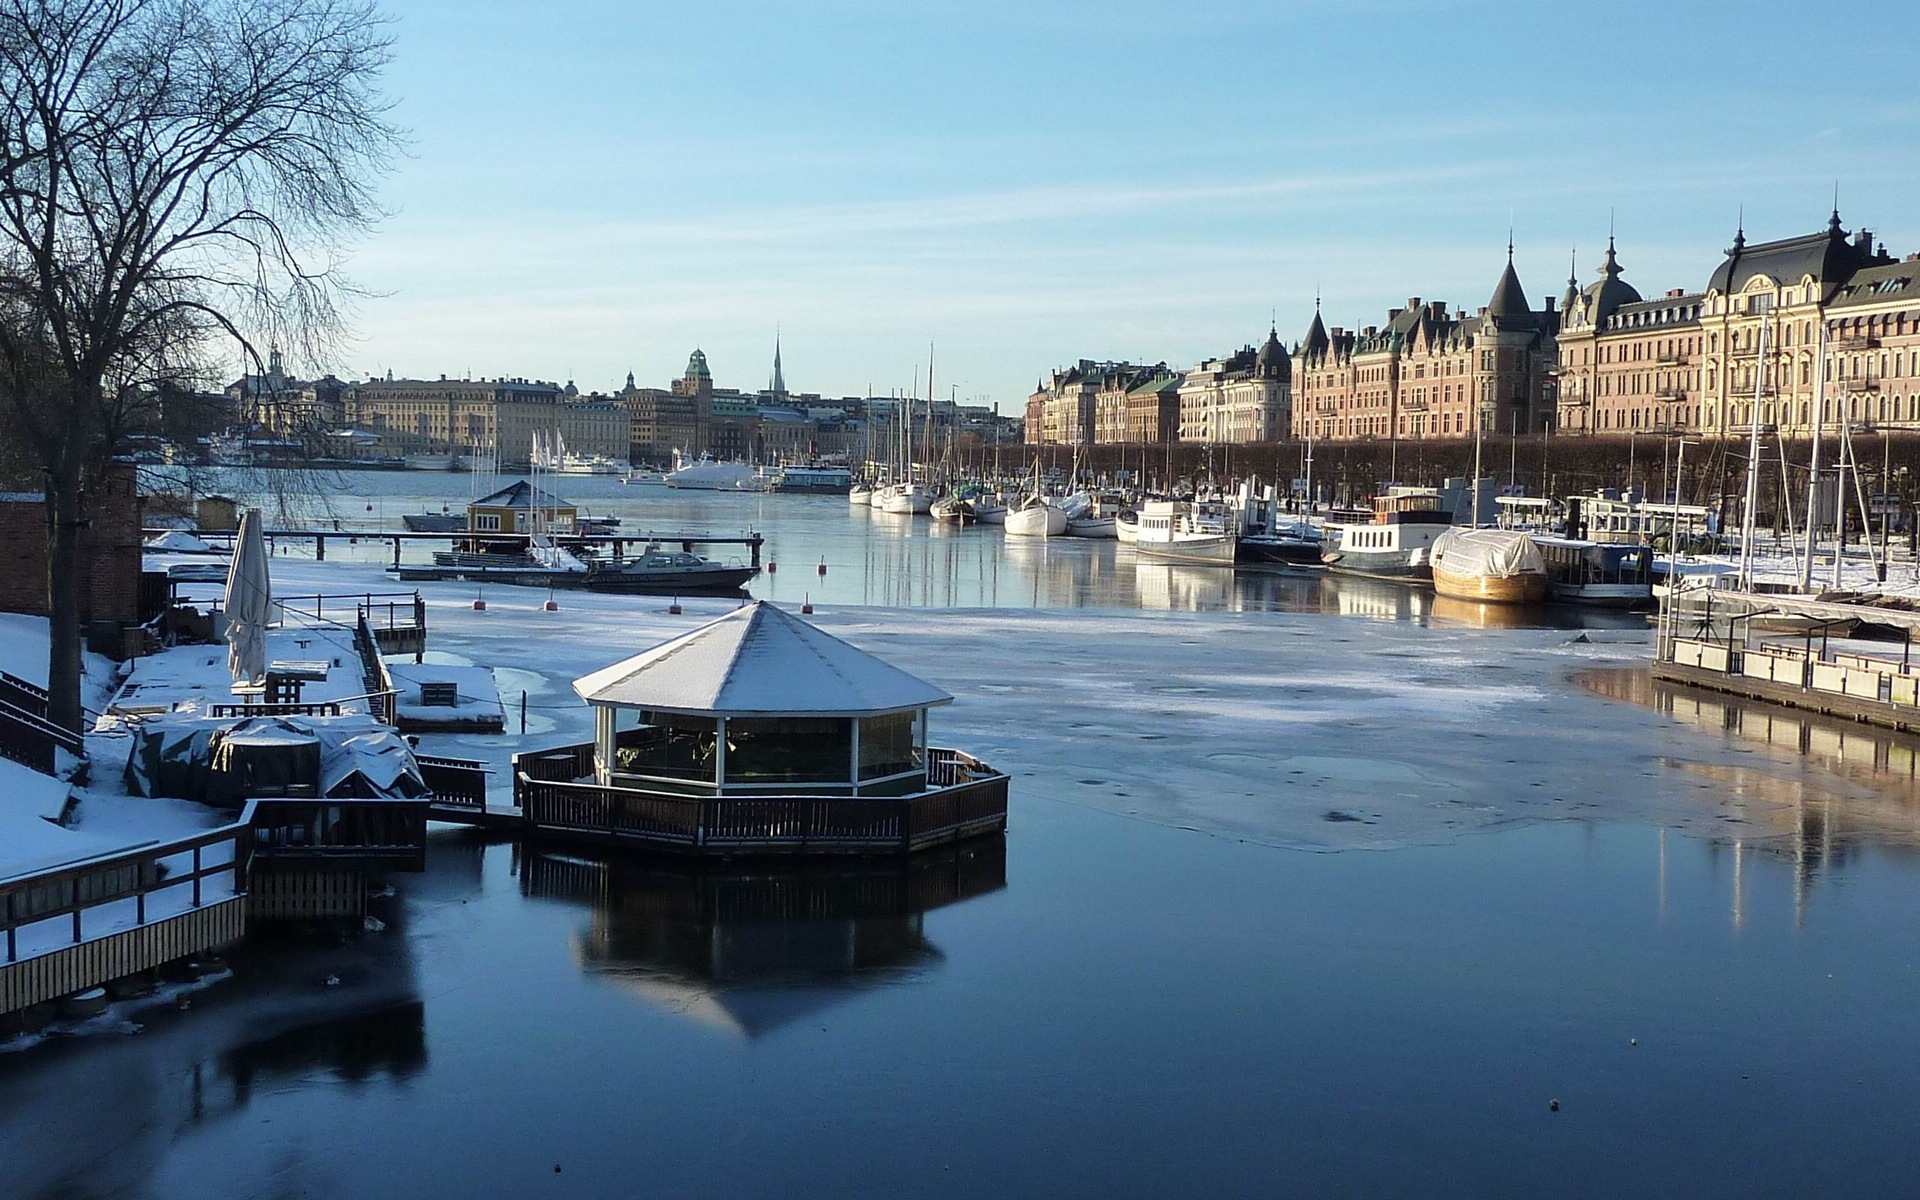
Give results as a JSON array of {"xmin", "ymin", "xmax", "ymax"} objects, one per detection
[
  {"xmin": 1801, "ymin": 318, "xmax": 1827, "ymax": 591},
  {"xmin": 1737, "ymin": 318, "xmax": 1770, "ymax": 590}
]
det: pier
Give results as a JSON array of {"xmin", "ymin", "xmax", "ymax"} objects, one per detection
[
  {"xmin": 1654, "ymin": 590, "xmax": 1920, "ymax": 733},
  {"xmin": 148, "ymin": 526, "xmax": 765, "ymax": 570}
]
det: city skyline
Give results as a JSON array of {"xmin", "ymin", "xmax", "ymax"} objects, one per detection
[{"xmin": 338, "ymin": 0, "xmax": 1920, "ymax": 411}]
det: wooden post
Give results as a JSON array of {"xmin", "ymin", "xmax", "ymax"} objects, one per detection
[{"xmin": 315, "ymin": 535, "xmax": 325, "ymax": 561}]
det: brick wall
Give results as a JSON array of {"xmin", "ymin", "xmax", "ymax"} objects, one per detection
[{"xmin": 0, "ymin": 461, "xmax": 144, "ymax": 638}]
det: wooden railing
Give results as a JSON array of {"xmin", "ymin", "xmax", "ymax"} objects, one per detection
[
  {"xmin": 245, "ymin": 798, "xmax": 429, "ymax": 871},
  {"xmin": 0, "ymin": 694, "xmax": 84, "ymax": 776},
  {"xmin": 207, "ymin": 700, "xmax": 344, "ymax": 719},
  {"xmin": 2, "ymin": 824, "xmax": 245, "ymax": 966},
  {"xmin": 416, "ymin": 753, "xmax": 492, "ymax": 812},
  {"xmin": 513, "ymin": 744, "xmax": 1009, "ymax": 855},
  {"xmin": 0, "ymin": 670, "xmax": 50, "ymax": 718},
  {"xmin": 354, "ymin": 613, "xmax": 399, "ymax": 726}
]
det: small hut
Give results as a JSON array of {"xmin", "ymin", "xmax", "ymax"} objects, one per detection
[
  {"xmin": 572, "ymin": 602, "xmax": 952, "ymax": 797},
  {"xmin": 467, "ymin": 480, "xmax": 577, "ymax": 535},
  {"xmin": 511, "ymin": 601, "xmax": 1006, "ymax": 854}
]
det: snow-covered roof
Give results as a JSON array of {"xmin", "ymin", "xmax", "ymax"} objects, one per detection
[
  {"xmin": 471, "ymin": 479, "xmax": 574, "ymax": 509},
  {"xmin": 572, "ymin": 602, "xmax": 952, "ymax": 718}
]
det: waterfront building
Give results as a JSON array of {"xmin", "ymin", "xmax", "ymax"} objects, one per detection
[
  {"xmin": 346, "ymin": 376, "xmax": 626, "ymax": 464},
  {"xmin": 1557, "ymin": 212, "xmax": 1919, "ymax": 437},
  {"xmin": 1028, "ymin": 360, "xmax": 1183, "ymax": 445},
  {"xmin": 1177, "ymin": 328, "xmax": 1290, "ymax": 444},
  {"xmin": 1127, "ymin": 372, "xmax": 1184, "ymax": 442},
  {"xmin": 1293, "ymin": 251, "xmax": 1560, "ymax": 442}
]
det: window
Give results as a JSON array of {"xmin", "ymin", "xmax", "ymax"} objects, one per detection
[
  {"xmin": 725, "ymin": 717, "xmax": 852, "ymax": 784},
  {"xmin": 859, "ymin": 712, "xmax": 921, "ymax": 780},
  {"xmin": 475, "ymin": 513, "xmax": 500, "ymax": 531}
]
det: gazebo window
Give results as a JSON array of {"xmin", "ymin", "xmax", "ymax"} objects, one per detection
[
  {"xmin": 617, "ymin": 711, "xmax": 715, "ymax": 782},
  {"xmin": 725, "ymin": 717, "xmax": 851, "ymax": 783},
  {"xmin": 859, "ymin": 712, "xmax": 921, "ymax": 780}
]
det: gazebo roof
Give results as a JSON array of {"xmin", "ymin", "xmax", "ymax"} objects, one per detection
[{"xmin": 573, "ymin": 602, "xmax": 953, "ymax": 718}]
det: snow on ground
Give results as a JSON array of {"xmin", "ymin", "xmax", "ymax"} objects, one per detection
[
  {"xmin": 259, "ymin": 556, "xmax": 1898, "ymax": 853},
  {"xmin": 387, "ymin": 662, "xmax": 503, "ymax": 726},
  {"xmin": 0, "ymin": 613, "xmax": 116, "ymax": 710},
  {"xmin": 112, "ymin": 619, "xmax": 367, "ymax": 717}
]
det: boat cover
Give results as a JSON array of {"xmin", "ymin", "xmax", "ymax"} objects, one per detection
[{"xmin": 1431, "ymin": 528, "xmax": 1544, "ymax": 579}]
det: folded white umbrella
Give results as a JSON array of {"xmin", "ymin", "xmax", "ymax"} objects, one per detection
[{"xmin": 225, "ymin": 507, "xmax": 272, "ymax": 688}]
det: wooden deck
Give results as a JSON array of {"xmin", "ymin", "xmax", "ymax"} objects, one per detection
[
  {"xmin": 494, "ymin": 742, "xmax": 1009, "ymax": 856},
  {"xmin": 1652, "ymin": 657, "xmax": 1920, "ymax": 734}
]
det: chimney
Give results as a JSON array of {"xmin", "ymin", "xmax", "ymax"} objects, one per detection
[{"xmin": 1546, "ymin": 297, "xmax": 1557, "ymax": 313}]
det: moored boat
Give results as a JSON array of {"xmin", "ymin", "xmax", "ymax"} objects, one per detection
[
  {"xmin": 665, "ymin": 453, "xmax": 757, "ymax": 490},
  {"xmin": 1132, "ymin": 499, "xmax": 1236, "ymax": 565},
  {"xmin": 1534, "ymin": 536, "xmax": 1655, "ymax": 607},
  {"xmin": 1321, "ymin": 489, "xmax": 1452, "ymax": 581},
  {"xmin": 585, "ymin": 546, "xmax": 759, "ymax": 594},
  {"xmin": 767, "ymin": 465, "xmax": 854, "ymax": 494},
  {"xmin": 1428, "ymin": 528, "xmax": 1548, "ymax": 604},
  {"xmin": 878, "ymin": 481, "xmax": 932, "ymax": 514},
  {"xmin": 1004, "ymin": 496, "xmax": 1067, "ymax": 538},
  {"xmin": 849, "ymin": 483, "xmax": 873, "ymax": 505}
]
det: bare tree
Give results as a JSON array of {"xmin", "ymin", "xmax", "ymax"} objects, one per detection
[{"xmin": 0, "ymin": 0, "xmax": 398, "ymax": 733}]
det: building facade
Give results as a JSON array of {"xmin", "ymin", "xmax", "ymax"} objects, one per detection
[
  {"xmin": 1557, "ymin": 213, "xmax": 1919, "ymax": 438},
  {"xmin": 1177, "ymin": 329, "xmax": 1290, "ymax": 444},
  {"xmin": 1293, "ymin": 253, "xmax": 1560, "ymax": 442}
]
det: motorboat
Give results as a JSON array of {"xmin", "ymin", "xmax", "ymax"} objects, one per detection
[
  {"xmin": 622, "ymin": 469, "xmax": 669, "ymax": 487},
  {"xmin": 1132, "ymin": 500, "xmax": 1236, "ymax": 565},
  {"xmin": 1320, "ymin": 489, "xmax": 1453, "ymax": 581},
  {"xmin": 1534, "ymin": 536, "xmax": 1655, "ymax": 607},
  {"xmin": 555, "ymin": 453, "xmax": 626, "ymax": 475},
  {"xmin": 849, "ymin": 484, "xmax": 873, "ymax": 505},
  {"xmin": 665, "ymin": 453, "xmax": 758, "ymax": 490},
  {"xmin": 1115, "ymin": 509, "xmax": 1139, "ymax": 544},
  {"xmin": 1428, "ymin": 528, "xmax": 1547, "ymax": 604},
  {"xmin": 1237, "ymin": 521, "xmax": 1322, "ymax": 566},
  {"xmin": 585, "ymin": 547, "xmax": 760, "ymax": 594}
]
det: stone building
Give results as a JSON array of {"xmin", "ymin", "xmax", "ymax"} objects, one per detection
[
  {"xmin": 1292, "ymin": 251, "xmax": 1560, "ymax": 442},
  {"xmin": 1554, "ymin": 240, "xmax": 1704, "ymax": 435},
  {"xmin": 346, "ymin": 376, "xmax": 619, "ymax": 463},
  {"xmin": 1555, "ymin": 212, "xmax": 1918, "ymax": 438},
  {"xmin": 1126, "ymin": 372, "xmax": 1184, "ymax": 442},
  {"xmin": 1027, "ymin": 360, "xmax": 1183, "ymax": 445},
  {"xmin": 1177, "ymin": 328, "xmax": 1290, "ymax": 443}
]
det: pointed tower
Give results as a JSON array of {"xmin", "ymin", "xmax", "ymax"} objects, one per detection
[
  {"xmin": 769, "ymin": 332, "xmax": 788, "ymax": 400},
  {"xmin": 1487, "ymin": 238, "xmax": 1531, "ymax": 320}
]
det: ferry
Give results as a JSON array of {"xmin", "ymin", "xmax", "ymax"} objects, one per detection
[
  {"xmin": 1132, "ymin": 499, "xmax": 1236, "ymax": 566},
  {"xmin": 1534, "ymin": 537, "xmax": 1655, "ymax": 607},
  {"xmin": 1320, "ymin": 488, "xmax": 1452, "ymax": 581},
  {"xmin": 766, "ymin": 465, "xmax": 853, "ymax": 494}
]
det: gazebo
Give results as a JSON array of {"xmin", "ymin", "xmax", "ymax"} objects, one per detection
[{"xmin": 512, "ymin": 602, "xmax": 1008, "ymax": 854}]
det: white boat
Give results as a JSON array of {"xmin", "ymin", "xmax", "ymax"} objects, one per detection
[
  {"xmin": 970, "ymin": 497, "xmax": 1008, "ymax": 525},
  {"xmin": 930, "ymin": 495, "xmax": 970, "ymax": 523},
  {"xmin": 1534, "ymin": 536, "xmax": 1655, "ymax": 607},
  {"xmin": 1320, "ymin": 489, "xmax": 1452, "ymax": 581},
  {"xmin": 1065, "ymin": 515, "xmax": 1117, "ymax": 539},
  {"xmin": 666, "ymin": 453, "xmax": 758, "ymax": 490},
  {"xmin": 1132, "ymin": 500, "xmax": 1236, "ymax": 565},
  {"xmin": 878, "ymin": 481, "xmax": 931, "ymax": 515},
  {"xmin": 622, "ymin": 469, "xmax": 669, "ymax": 486},
  {"xmin": 1004, "ymin": 497, "xmax": 1067, "ymax": 538},
  {"xmin": 849, "ymin": 484, "xmax": 873, "ymax": 505},
  {"xmin": 1115, "ymin": 510, "xmax": 1139, "ymax": 544},
  {"xmin": 404, "ymin": 451, "xmax": 457, "ymax": 471},
  {"xmin": 558, "ymin": 453, "xmax": 627, "ymax": 476}
]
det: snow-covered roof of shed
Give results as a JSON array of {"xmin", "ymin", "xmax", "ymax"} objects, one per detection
[{"xmin": 572, "ymin": 602, "xmax": 952, "ymax": 717}]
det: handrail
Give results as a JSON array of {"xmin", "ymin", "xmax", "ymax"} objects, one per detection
[{"xmin": 1, "ymin": 821, "xmax": 247, "ymax": 964}]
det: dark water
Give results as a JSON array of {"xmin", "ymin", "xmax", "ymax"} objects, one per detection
[{"xmin": 7, "ymin": 792, "xmax": 1920, "ymax": 1198}]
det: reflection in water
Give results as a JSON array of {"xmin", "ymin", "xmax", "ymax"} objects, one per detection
[
  {"xmin": 521, "ymin": 840, "xmax": 1007, "ymax": 1037},
  {"xmin": 222, "ymin": 1002, "xmax": 427, "ymax": 1097},
  {"xmin": 1580, "ymin": 666, "xmax": 1920, "ymax": 921}
]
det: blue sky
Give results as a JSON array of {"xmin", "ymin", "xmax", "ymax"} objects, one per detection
[{"xmin": 335, "ymin": 0, "xmax": 1920, "ymax": 410}]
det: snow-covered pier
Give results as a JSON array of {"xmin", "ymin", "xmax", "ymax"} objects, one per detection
[{"xmin": 1655, "ymin": 589, "xmax": 1920, "ymax": 732}]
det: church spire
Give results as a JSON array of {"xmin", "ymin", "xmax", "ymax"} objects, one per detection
[{"xmin": 770, "ymin": 329, "xmax": 787, "ymax": 398}]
